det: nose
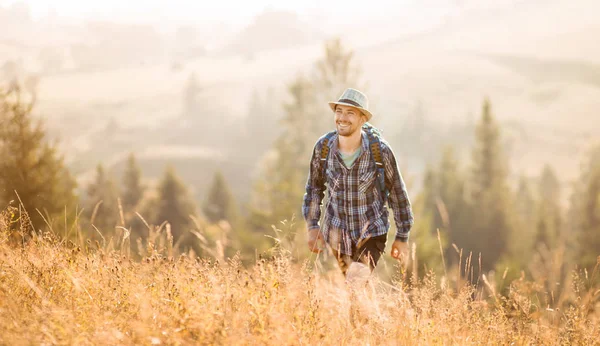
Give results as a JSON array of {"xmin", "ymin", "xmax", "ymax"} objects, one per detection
[{"xmin": 338, "ymin": 112, "xmax": 351, "ymax": 120}]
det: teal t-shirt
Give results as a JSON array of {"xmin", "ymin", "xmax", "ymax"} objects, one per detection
[{"xmin": 340, "ymin": 147, "xmax": 362, "ymax": 169}]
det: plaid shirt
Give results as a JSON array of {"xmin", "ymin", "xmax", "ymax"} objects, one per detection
[{"xmin": 302, "ymin": 130, "xmax": 414, "ymax": 256}]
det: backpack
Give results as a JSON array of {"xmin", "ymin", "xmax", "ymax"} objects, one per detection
[{"xmin": 318, "ymin": 122, "xmax": 389, "ymax": 203}]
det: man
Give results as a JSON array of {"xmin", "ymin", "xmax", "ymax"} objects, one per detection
[{"xmin": 302, "ymin": 88, "xmax": 414, "ymax": 277}]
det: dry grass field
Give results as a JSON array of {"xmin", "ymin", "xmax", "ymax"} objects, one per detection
[
  {"xmin": 1, "ymin": 208, "xmax": 599, "ymax": 345},
  {"xmin": 3, "ymin": 3, "xmax": 600, "ymax": 344}
]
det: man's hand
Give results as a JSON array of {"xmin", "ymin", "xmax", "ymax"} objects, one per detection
[
  {"xmin": 307, "ymin": 228, "xmax": 325, "ymax": 253},
  {"xmin": 391, "ymin": 240, "xmax": 409, "ymax": 264}
]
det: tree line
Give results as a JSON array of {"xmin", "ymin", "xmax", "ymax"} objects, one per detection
[{"xmin": 1, "ymin": 39, "xmax": 599, "ymax": 285}]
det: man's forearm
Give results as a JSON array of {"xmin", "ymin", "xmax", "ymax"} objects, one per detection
[
  {"xmin": 395, "ymin": 229, "xmax": 410, "ymax": 242},
  {"xmin": 390, "ymin": 193, "xmax": 414, "ymax": 241},
  {"xmin": 382, "ymin": 145, "xmax": 414, "ymax": 242},
  {"xmin": 302, "ymin": 183, "xmax": 324, "ymax": 229},
  {"xmin": 303, "ymin": 141, "xmax": 326, "ymax": 230}
]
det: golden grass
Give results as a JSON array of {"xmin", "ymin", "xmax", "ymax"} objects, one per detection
[{"xmin": 1, "ymin": 209, "xmax": 599, "ymax": 345}]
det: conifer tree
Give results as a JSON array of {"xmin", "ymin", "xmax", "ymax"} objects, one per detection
[
  {"xmin": 153, "ymin": 166, "xmax": 198, "ymax": 247},
  {"xmin": 0, "ymin": 84, "xmax": 77, "ymax": 233},
  {"xmin": 203, "ymin": 170, "xmax": 238, "ymax": 225},
  {"xmin": 85, "ymin": 164, "xmax": 119, "ymax": 236},
  {"xmin": 515, "ymin": 176, "xmax": 536, "ymax": 233},
  {"xmin": 528, "ymin": 165, "xmax": 570, "ymax": 300},
  {"xmin": 249, "ymin": 76, "xmax": 317, "ymax": 230},
  {"xmin": 119, "ymin": 152, "xmax": 147, "ymax": 250},
  {"xmin": 468, "ymin": 99, "xmax": 512, "ymax": 271},
  {"xmin": 411, "ymin": 166, "xmax": 446, "ymax": 276},
  {"xmin": 121, "ymin": 153, "xmax": 144, "ymax": 213},
  {"xmin": 244, "ymin": 89, "xmax": 278, "ymax": 155},
  {"xmin": 436, "ymin": 146, "xmax": 468, "ymax": 264},
  {"xmin": 312, "ymin": 38, "xmax": 363, "ymax": 111},
  {"xmin": 572, "ymin": 146, "xmax": 600, "ymax": 270},
  {"xmin": 535, "ymin": 165, "xmax": 562, "ymax": 248},
  {"xmin": 250, "ymin": 38, "xmax": 363, "ymax": 231},
  {"xmin": 504, "ymin": 175, "xmax": 537, "ymax": 268}
]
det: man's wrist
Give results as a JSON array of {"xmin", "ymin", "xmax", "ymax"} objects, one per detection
[{"xmin": 395, "ymin": 232, "xmax": 409, "ymax": 242}]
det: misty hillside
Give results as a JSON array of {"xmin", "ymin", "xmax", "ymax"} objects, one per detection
[
  {"xmin": 2, "ymin": 0, "xmax": 599, "ymax": 206},
  {"xmin": 218, "ymin": 10, "xmax": 324, "ymax": 57}
]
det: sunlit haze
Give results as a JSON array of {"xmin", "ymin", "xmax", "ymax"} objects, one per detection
[
  {"xmin": 1, "ymin": 1, "xmax": 600, "ymax": 343},
  {"xmin": 1, "ymin": 0, "xmax": 454, "ymax": 32}
]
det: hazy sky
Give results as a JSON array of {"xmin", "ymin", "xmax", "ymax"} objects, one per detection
[{"xmin": 1, "ymin": 0, "xmax": 456, "ymax": 31}]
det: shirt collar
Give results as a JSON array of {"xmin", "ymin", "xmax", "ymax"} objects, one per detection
[{"xmin": 331, "ymin": 130, "xmax": 369, "ymax": 155}]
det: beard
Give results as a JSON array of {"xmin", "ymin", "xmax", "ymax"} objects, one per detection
[{"xmin": 336, "ymin": 122, "xmax": 360, "ymax": 137}]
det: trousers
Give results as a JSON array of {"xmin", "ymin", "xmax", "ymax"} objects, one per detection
[{"xmin": 330, "ymin": 234, "xmax": 387, "ymax": 276}]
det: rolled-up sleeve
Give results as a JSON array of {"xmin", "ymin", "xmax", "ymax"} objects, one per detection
[
  {"xmin": 382, "ymin": 143, "xmax": 414, "ymax": 242},
  {"xmin": 302, "ymin": 139, "xmax": 326, "ymax": 230}
]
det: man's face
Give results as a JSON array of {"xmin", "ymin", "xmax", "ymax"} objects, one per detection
[{"xmin": 334, "ymin": 105, "xmax": 365, "ymax": 137}]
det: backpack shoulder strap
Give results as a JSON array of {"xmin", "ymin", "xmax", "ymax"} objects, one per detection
[
  {"xmin": 320, "ymin": 131, "xmax": 336, "ymax": 162},
  {"xmin": 364, "ymin": 124, "xmax": 389, "ymax": 203},
  {"xmin": 319, "ymin": 131, "xmax": 337, "ymax": 178}
]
